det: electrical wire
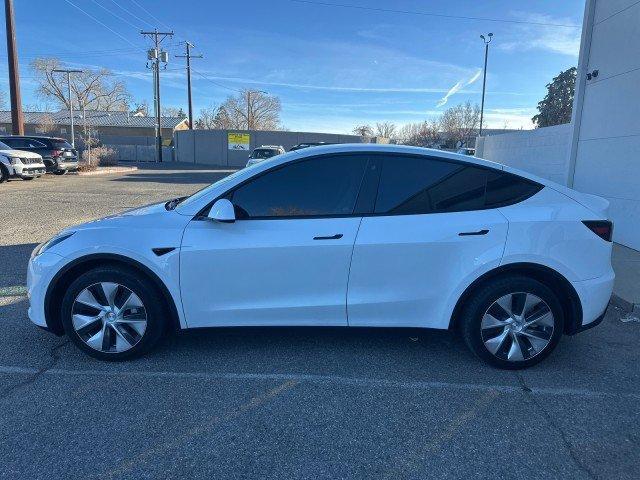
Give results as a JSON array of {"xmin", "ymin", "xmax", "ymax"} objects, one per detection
[
  {"xmin": 192, "ymin": 69, "xmax": 242, "ymax": 93},
  {"xmin": 108, "ymin": 0, "xmax": 156, "ymax": 30},
  {"xmin": 89, "ymin": 0, "xmax": 141, "ymax": 30},
  {"xmin": 290, "ymin": 0, "xmax": 581, "ymax": 28},
  {"xmin": 62, "ymin": 0, "xmax": 144, "ymax": 49}
]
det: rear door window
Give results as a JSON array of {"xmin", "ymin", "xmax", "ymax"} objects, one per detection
[{"xmin": 374, "ymin": 155, "xmax": 541, "ymax": 215}]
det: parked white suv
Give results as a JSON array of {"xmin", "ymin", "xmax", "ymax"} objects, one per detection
[
  {"xmin": 0, "ymin": 140, "xmax": 46, "ymax": 182},
  {"xmin": 27, "ymin": 144, "xmax": 614, "ymax": 368},
  {"xmin": 246, "ymin": 145, "xmax": 285, "ymax": 167}
]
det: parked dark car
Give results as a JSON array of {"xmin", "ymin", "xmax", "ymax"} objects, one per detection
[
  {"xmin": 0, "ymin": 136, "xmax": 78, "ymax": 174},
  {"xmin": 289, "ymin": 142, "xmax": 334, "ymax": 151}
]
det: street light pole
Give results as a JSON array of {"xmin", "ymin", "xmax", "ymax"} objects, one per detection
[
  {"xmin": 52, "ymin": 68, "xmax": 83, "ymax": 147},
  {"xmin": 479, "ymin": 33, "xmax": 493, "ymax": 137}
]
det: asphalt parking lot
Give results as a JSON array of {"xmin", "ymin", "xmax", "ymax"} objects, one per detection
[{"xmin": 1, "ymin": 165, "xmax": 638, "ymax": 480}]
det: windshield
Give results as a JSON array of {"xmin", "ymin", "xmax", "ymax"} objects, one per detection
[
  {"xmin": 175, "ymin": 166, "xmax": 257, "ymax": 211},
  {"xmin": 53, "ymin": 140, "xmax": 73, "ymax": 149},
  {"xmin": 250, "ymin": 149, "xmax": 277, "ymax": 159}
]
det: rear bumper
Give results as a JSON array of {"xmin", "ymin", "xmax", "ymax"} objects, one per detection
[
  {"xmin": 56, "ymin": 160, "xmax": 78, "ymax": 171},
  {"xmin": 569, "ymin": 269, "xmax": 615, "ymax": 334}
]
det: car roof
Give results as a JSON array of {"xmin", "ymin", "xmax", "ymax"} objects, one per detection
[
  {"xmin": 288, "ymin": 143, "xmax": 504, "ymax": 170},
  {"xmin": 0, "ymin": 135, "xmax": 65, "ymax": 141}
]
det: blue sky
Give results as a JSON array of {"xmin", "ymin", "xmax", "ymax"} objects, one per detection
[{"xmin": 1, "ymin": 0, "xmax": 584, "ymax": 133}]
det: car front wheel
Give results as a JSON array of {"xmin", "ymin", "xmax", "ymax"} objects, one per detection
[
  {"xmin": 60, "ymin": 266, "xmax": 167, "ymax": 360},
  {"xmin": 460, "ymin": 275, "xmax": 564, "ymax": 369}
]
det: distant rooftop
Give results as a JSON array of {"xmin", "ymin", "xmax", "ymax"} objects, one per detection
[{"xmin": 0, "ymin": 110, "xmax": 188, "ymax": 129}]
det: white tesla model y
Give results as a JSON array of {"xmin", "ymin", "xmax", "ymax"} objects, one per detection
[{"xmin": 27, "ymin": 144, "xmax": 614, "ymax": 368}]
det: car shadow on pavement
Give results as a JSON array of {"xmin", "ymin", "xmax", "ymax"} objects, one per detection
[{"xmin": 0, "ymin": 243, "xmax": 38, "ymax": 291}]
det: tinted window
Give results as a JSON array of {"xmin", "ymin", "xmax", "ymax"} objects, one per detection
[
  {"xmin": 374, "ymin": 155, "xmax": 541, "ymax": 215},
  {"xmin": 485, "ymin": 170, "xmax": 541, "ymax": 207},
  {"xmin": 25, "ymin": 139, "xmax": 47, "ymax": 148},
  {"xmin": 1, "ymin": 138, "xmax": 26, "ymax": 148},
  {"xmin": 52, "ymin": 140, "xmax": 73, "ymax": 149},
  {"xmin": 428, "ymin": 166, "xmax": 487, "ymax": 212},
  {"xmin": 375, "ymin": 157, "xmax": 458, "ymax": 214},
  {"xmin": 229, "ymin": 155, "xmax": 368, "ymax": 218},
  {"xmin": 375, "ymin": 156, "xmax": 486, "ymax": 214}
]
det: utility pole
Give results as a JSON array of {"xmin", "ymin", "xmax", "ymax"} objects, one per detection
[
  {"xmin": 246, "ymin": 90, "xmax": 267, "ymax": 130},
  {"xmin": 479, "ymin": 33, "xmax": 493, "ymax": 137},
  {"xmin": 141, "ymin": 29, "xmax": 173, "ymax": 162},
  {"xmin": 176, "ymin": 41, "xmax": 202, "ymax": 130},
  {"xmin": 4, "ymin": 0, "xmax": 23, "ymax": 135},
  {"xmin": 52, "ymin": 69, "xmax": 83, "ymax": 147}
]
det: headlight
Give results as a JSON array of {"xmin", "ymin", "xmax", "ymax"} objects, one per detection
[
  {"xmin": 33, "ymin": 232, "xmax": 75, "ymax": 257},
  {"xmin": 9, "ymin": 157, "xmax": 22, "ymax": 165}
]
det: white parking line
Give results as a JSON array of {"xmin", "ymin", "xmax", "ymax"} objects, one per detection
[{"xmin": 1, "ymin": 364, "xmax": 637, "ymax": 400}]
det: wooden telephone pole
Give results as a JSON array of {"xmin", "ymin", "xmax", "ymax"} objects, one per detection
[{"xmin": 4, "ymin": 0, "xmax": 24, "ymax": 135}]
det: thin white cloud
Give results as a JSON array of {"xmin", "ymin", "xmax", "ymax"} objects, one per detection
[
  {"xmin": 498, "ymin": 12, "xmax": 581, "ymax": 56},
  {"xmin": 436, "ymin": 68, "xmax": 482, "ymax": 107}
]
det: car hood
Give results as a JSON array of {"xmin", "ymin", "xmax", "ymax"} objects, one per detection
[
  {"xmin": 0, "ymin": 148, "xmax": 43, "ymax": 159},
  {"xmin": 64, "ymin": 201, "xmax": 186, "ymax": 233}
]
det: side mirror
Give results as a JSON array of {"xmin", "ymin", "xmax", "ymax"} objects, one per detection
[{"xmin": 208, "ymin": 198, "xmax": 236, "ymax": 223}]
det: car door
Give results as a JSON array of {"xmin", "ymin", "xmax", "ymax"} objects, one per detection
[
  {"xmin": 347, "ymin": 154, "xmax": 509, "ymax": 329},
  {"xmin": 180, "ymin": 154, "xmax": 370, "ymax": 328}
]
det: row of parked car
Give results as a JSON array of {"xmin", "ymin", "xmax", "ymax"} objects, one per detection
[
  {"xmin": 245, "ymin": 142, "xmax": 331, "ymax": 167},
  {"xmin": 0, "ymin": 135, "xmax": 78, "ymax": 183}
]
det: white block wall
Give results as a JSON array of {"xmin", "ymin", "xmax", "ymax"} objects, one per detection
[{"xmin": 475, "ymin": 124, "xmax": 572, "ymax": 185}]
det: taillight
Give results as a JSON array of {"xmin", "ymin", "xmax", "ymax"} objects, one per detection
[
  {"xmin": 51, "ymin": 149, "xmax": 62, "ymax": 157},
  {"xmin": 582, "ymin": 220, "xmax": 613, "ymax": 242}
]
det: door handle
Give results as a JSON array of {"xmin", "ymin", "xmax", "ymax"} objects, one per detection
[
  {"xmin": 458, "ymin": 229, "xmax": 489, "ymax": 236},
  {"xmin": 313, "ymin": 234, "xmax": 343, "ymax": 240}
]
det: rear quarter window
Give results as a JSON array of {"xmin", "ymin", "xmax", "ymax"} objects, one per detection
[{"xmin": 485, "ymin": 170, "xmax": 542, "ymax": 208}]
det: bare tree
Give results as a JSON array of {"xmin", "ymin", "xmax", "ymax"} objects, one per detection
[
  {"xmin": 162, "ymin": 106, "xmax": 186, "ymax": 118},
  {"xmin": 214, "ymin": 90, "xmax": 282, "ymax": 130},
  {"xmin": 440, "ymin": 101, "xmax": 480, "ymax": 147},
  {"xmin": 35, "ymin": 113, "xmax": 55, "ymax": 134},
  {"xmin": 352, "ymin": 124, "xmax": 373, "ymax": 138},
  {"xmin": 374, "ymin": 121, "xmax": 396, "ymax": 139},
  {"xmin": 31, "ymin": 58, "xmax": 131, "ymax": 112},
  {"xmin": 194, "ymin": 105, "xmax": 218, "ymax": 129},
  {"xmin": 396, "ymin": 120, "xmax": 441, "ymax": 147},
  {"xmin": 132, "ymin": 100, "xmax": 150, "ymax": 116}
]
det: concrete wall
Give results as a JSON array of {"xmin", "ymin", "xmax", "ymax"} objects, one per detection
[
  {"xmin": 110, "ymin": 145, "xmax": 173, "ymax": 162},
  {"xmin": 175, "ymin": 129, "xmax": 365, "ymax": 167},
  {"xmin": 568, "ymin": 0, "xmax": 640, "ymax": 250},
  {"xmin": 475, "ymin": 124, "xmax": 572, "ymax": 185}
]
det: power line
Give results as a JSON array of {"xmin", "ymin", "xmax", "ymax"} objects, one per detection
[
  {"xmin": 108, "ymin": 0, "xmax": 155, "ymax": 30},
  {"xmin": 130, "ymin": 0, "xmax": 173, "ymax": 32},
  {"xmin": 89, "ymin": 0, "xmax": 140, "ymax": 30},
  {"xmin": 290, "ymin": 0, "xmax": 582, "ymax": 28},
  {"xmin": 191, "ymin": 68, "xmax": 242, "ymax": 93},
  {"xmin": 62, "ymin": 0, "xmax": 143, "ymax": 49}
]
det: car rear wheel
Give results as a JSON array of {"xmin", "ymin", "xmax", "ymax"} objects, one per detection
[
  {"xmin": 61, "ymin": 266, "xmax": 167, "ymax": 360},
  {"xmin": 53, "ymin": 169, "xmax": 67, "ymax": 175},
  {"xmin": 0, "ymin": 165, "xmax": 7, "ymax": 183},
  {"xmin": 22, "ymin": 176, "xmax": 34, "ymax": 181},
  {"xmin": 460, "ymin": 275, "xmax": 564, "ymax": 369}
]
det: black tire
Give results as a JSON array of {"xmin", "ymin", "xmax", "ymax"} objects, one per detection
[
  {"xmin": 0, "ymin": 165, "xmax": 7, "ymax": 183},
  {"xmin": 459, "ymin": 275, "xmax": 564, "ymax": 369},
  {"xmin": 22, "ymin": 176, "xmax": 35, "ymax": 181},
  {"xmin": 53, "ymin": 169, "xmax": 67, "ymax": 175},
  {"xmin": 61, "ymin": 265, "xmax": 168, "ymax": 361}
]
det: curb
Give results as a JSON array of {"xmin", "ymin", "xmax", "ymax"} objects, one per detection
[{"xmin": 71, "ymin": 166, "xmax": 138, "ymax": 176}]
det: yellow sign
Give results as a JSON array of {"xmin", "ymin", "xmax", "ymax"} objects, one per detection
[{"xmin": 228, "ymin": 133, "xmax": 250, "ymax": 150}]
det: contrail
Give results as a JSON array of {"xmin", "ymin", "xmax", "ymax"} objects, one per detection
[{"xmin": 436, "ymin": 69, "xmax": 482, "ymax": 107}]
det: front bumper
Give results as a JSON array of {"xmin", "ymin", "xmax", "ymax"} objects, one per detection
[
  {"xmin": 27, "ymin": 251, "xmax": 65, "ymax": 331},
  {"xmin": 14, "ymin": 165, "xmax": 46, "ymax": 177}
]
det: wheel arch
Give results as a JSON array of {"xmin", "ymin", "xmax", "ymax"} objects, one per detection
[
  {"xmin": 449, "ymin": 262, "xmax": 583, "ymax": 335},
  {"xmin": 44, "ymin": 253, "xmax": 181, "ymax": 336}
]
